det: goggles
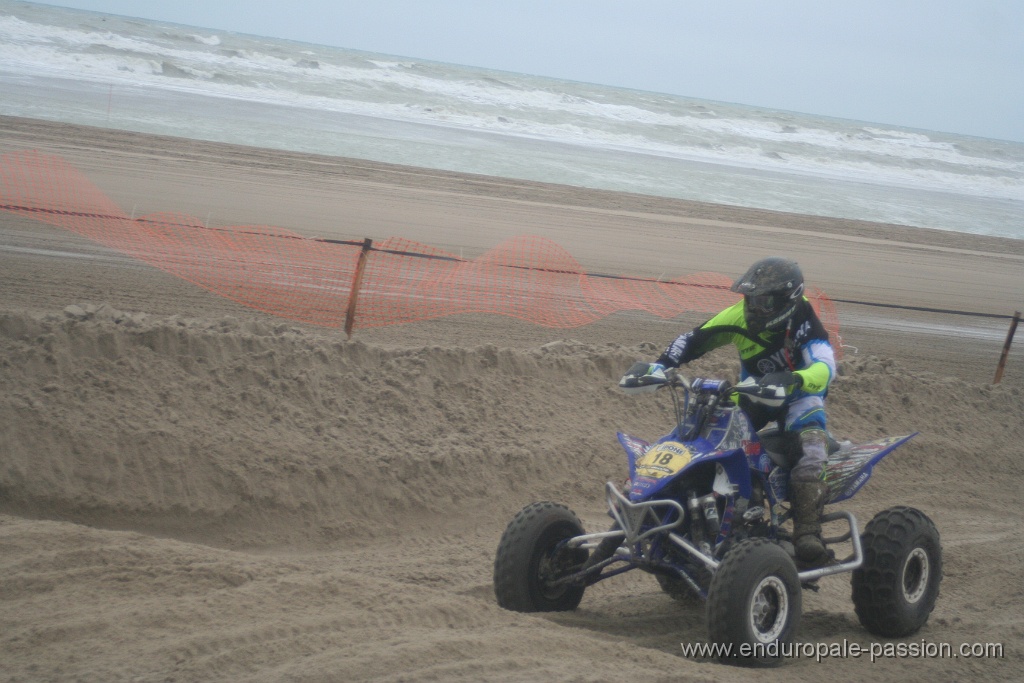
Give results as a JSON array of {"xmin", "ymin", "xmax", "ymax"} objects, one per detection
[{"xmin": 746, "ymin": 293, "xmax": 784, "ymax": 316}]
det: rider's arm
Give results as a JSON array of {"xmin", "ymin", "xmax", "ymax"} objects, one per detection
[
  {"xmin": 656, "ymin": 302, "xmax": 746, "ymax": 368},
  {"xmin": 793, "ymin": 339, "xmax": 836, "ymax": 395}
]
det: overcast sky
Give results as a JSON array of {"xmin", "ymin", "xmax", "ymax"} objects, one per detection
[{"xmin": 36, "ymin": 0, "xmax": 1024, "ymax": 142}]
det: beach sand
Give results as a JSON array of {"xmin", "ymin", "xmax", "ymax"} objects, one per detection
[{"xmin": 1, "ymin": 115, "xmax": 1022, "ymax": 681}]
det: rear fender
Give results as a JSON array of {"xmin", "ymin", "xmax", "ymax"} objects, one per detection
[{"xmin": 823, "ymin": 433, "xmax": 918, "ymax": 503}]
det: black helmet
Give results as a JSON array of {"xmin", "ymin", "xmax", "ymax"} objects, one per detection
[{"xmin": 731, "ymin": 257, "xmax": 805, "ymax": 331}]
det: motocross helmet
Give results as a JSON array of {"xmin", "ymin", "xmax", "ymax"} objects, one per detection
[{"xmin": 731, "ymin": 257, "xmax": 805, "ymax": 331}]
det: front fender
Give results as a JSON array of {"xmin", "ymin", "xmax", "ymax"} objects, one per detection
[
  {"xmin": 702, "ymin": 448, "xmax": 753, "ymax": 500},
  {"xmin": 618, "ymin": 432, "xmax": 753, "ymax": 502},
  {"xmin": 617, "ymin": 432, "xmax": 651, "ymax": 480}
]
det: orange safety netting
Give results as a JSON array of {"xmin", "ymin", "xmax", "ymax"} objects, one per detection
[{"xmin": 1, "ymin": 150, "xmax": 840, "ymax": 348}]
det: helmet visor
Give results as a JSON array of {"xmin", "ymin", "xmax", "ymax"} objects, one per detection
[{"xmin": 746, "ymin": 293, "xmax": 784, "ymax": 317}]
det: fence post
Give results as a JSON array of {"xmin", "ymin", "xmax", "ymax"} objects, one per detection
[
  {"xmin": 344, "ymin": 238, "xmax": 373, "ymax": 340},
  {"xmin": 993, "ymin": 310, "xmax": 1021, "ymax": 384}
]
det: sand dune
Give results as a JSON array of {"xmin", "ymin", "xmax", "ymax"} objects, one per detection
[{"xmin": 2, "ymin": 304, "xmax": 1021, "ymax": 682}]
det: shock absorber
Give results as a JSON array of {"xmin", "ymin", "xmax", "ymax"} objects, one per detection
[
  {"xmin": 687, "ymin": 491, "xmax": 710, "ymax": 555},
  {"xmin": 698, "ymin": 493, "xmax": 721, "ymax": 542}
]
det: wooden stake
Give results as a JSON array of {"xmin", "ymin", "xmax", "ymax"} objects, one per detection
[
  {"xmin": 344, "ymin": 238, "xmax": 373, "ymax": 340},
  {"xmin": 993, "ymin": 310, "xmax": 1021, "ymax": 384}
]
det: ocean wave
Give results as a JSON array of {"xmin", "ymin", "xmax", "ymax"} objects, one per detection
[
  {"xmin": 2, "ymin": 3, "xmax": 1022, "ymax": 227},
  {"xmin": 159, "ymin": 60, "xmax": 210, "ymax": 79},
  {"xmin": 4, "ymin": 36, "xmax": 1018, "ymax": 200},
  {"xmin": 1, "ymin": 11, "xmax": 1014, "ymax": 181},
  {"xmin": 367, "ymin": 59, "xmax": 416, "ymax": 69},
  {"xmin": 189, "ymin": 33, "xmax": 220, "ymax": 46}
]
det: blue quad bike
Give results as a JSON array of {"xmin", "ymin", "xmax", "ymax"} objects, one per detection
[{"xmin": 493, "ymin": 366, "xmax": 942, "ymax": 666}]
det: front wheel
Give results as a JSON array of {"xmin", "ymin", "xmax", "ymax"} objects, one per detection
[
  {"xmin": 851, "ymin": 506, "xmax": 942, "ymax": 637},
  {"xmin": 705, "ymin": 539, "xmax": 802, "ymax": 667},
  {"xmin": 493, "ymin": 501, "xmax": 588, "ymax": 612}
]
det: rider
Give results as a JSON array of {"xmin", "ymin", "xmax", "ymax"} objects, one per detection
[{"xmin": 638, "ymin": 256, "xmax": 836, "ymax": 565}]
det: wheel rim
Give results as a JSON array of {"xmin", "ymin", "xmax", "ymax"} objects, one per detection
[
  {"xmin": 749, "ymin": 575, "xmax": 789, "ymax": 643},
  {"xmin": 537, "ymin": 553, "xmax": 567, "ymax": 599},
  {"xmin": 902, "ymin": 547, "xmax": 930, "ymax": 604},
  {"xmin": 537, "ymin": 542, "xmax": 578, "ymax": 600}
]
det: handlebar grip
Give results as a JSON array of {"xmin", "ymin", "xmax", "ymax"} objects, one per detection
[{"xmin": 692, "ymin": 378, "xmax": 730, "ymax": 393}]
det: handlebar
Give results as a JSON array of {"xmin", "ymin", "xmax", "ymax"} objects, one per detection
[
  {"xmin": 621, "ymin": 367, "xmax": 725, "ymax": 393},
  {"xmin": 618, "ymin": 365, "xmax": 789, "ymax": 442},
  {"xmin": 620, "ymin": 366, "xmax": 787, "ymax": 406}
]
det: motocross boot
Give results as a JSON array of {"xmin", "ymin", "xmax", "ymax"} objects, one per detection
[{"xmin": 790, "ymin": 479, "xmax": 828, "ymax": 565}]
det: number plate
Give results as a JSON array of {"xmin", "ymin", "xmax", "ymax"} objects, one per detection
[{"xmin": 635, "ymin": 442, "xmax": 692, "ymax": 479}]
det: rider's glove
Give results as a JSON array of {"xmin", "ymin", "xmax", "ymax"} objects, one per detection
[
  {"xmin": 644, "ymin": 362, "xmax": 667, "ymax": 379},
  {"xmin": 619, "ymin": 361, "xmax": 667, "ymax": 391},
  {"xmin": 758, "ymin": 371, "xmax": 802, "ymax": 393}
]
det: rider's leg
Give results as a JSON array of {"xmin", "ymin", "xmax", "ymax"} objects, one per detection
[
  {"xmin": 790, "ymin": 429, "xmax": 829, "ymax": 563},
  {"xmin": 738, "ymin": 396, "xmax": 777, "ymax": 432},
  {"xmin": 786, "ymin": 398, "xmax": 830, "ymax": 564}
]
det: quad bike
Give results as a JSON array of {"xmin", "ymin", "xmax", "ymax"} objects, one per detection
[{"xmin": 493, "ymin": 366, "xmax": 942, "ymax": 666}]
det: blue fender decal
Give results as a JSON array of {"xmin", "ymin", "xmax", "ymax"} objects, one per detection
[
  {"xmin": 823, "ymin": 433, "xmax": 918, "ymax": 503},
  {"xmin": 617, "ymin": 431, "xmax": 651, "ymax": 482}
]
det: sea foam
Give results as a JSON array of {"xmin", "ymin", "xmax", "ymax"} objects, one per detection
[{"xmin": 1, "ymin": 2, "xmax": 1022, "ymax": 237}]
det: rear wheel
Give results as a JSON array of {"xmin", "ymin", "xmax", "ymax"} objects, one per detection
[
  {"xmin": 493, "ymin": 501, "xmax": 588, "ymax": 612},
  {"xmin": 851, "ymin": 506, "xmax": 942, "ymax": 637},
  {"xmin": 705, "ymin": 539, "xmax": 801, "ymax": 667}
]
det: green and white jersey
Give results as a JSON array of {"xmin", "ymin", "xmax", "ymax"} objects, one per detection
[{"xmin": 656, "ymin": 298, "xmax": 835, "ymax": 396}]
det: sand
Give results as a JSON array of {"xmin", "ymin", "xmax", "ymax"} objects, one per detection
[{"xmin": 1, "ymin": 115, "xmax": 1022, "ymax": 682}]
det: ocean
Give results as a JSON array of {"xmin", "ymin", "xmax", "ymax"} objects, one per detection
[{"xmin": 2, "ymin": 0, "xmax": 1023, "ymax": 240}]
